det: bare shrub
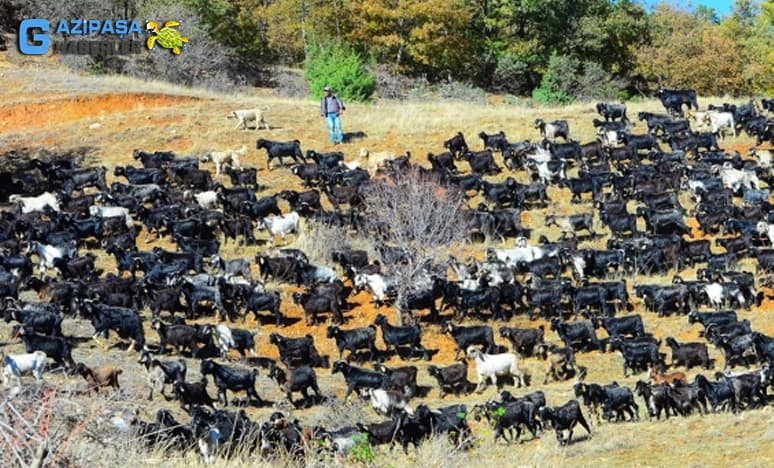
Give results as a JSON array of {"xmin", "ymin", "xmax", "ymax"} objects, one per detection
[
  {"xmin": 0, "ymin": 383, "xmax": 122, "ymax": 467},
  {"xmin": 434, "ymin": 81, "xmax": 489, "ymax": 104},
  {"xmin": 361, "ymin": 167, "xmax": 472, "ymax": 322},
  {"xmin": 13, "ymin": 0, "xmax": 116, "ymax": 21},
  {"xmin": 271, "ymin": 67, "xmax": 311, "ymax": 99},
  {"xmin": 122, "ymin": 2, "xmax": 239, "ymax": 91},
  {"xmin": 295, "ymin": 220, "xmax": 354, "ymax": 266},
  {"xmin": 372, "ymin": 64, "xmax": 429, "ymax": 101},
  {"xmin": 310, "ymin": 397, "xmax": 369, "ymax": 430}
]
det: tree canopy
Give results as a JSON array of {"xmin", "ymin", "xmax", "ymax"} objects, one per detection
[{"xmin": 6, "ymin": 0, "xmax": 773, "ymax": 96}]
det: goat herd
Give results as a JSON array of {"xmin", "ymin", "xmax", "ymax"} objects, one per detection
[{"xmin": 3, "ymin": 89, "xmax": 774, "ymax": 462}]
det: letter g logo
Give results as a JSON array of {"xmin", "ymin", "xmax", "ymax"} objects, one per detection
[{"xmin": 19, "ymin": 19, "xmax": 50, "ymax": 55}]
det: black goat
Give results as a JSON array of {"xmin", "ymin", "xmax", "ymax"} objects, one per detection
[
  {"xmin": 200, "ymin": 359, "xmax": 264, "ymax": 407},
  {"xmin": 268, "ymin": 365, "xmax": 321, "ymax": 408},
  {"xmin": 539, "ymin": 400, "xmax": 592, "ymax": 445},
  {"xmin": 269, "ymin": 332, "xmax": 329, "ymax": 368},
  {"xmin": 326, "ymin": 325, "xmax": 378, "ymax": 362},
  {"xmin": 427, "ymin": 360, "xmax": 474, "ymax": 397},
  {"xmin": 331, "ymin": 361, "xmax": 389, "ymax": 401},
  {"xmin": 442, "ymin": 322, "xmax": 495, "ymax": 360},
  {"xmin": 173, "ymin": 376, "xmax": 216, "ymax": 411},
  {"xmin": 374, "ymin": 314, "xmax": 430, "ymax": 361},
  {"xmin": 12, "ymin": 325, "xmax": 75, "ymax": 370},
  {"xmin": 256, "ymin": 138, "xmax": 305, "ymax": 170}
]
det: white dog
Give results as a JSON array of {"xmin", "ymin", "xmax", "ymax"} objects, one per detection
[
  {"xmin": 201, "ymin": 145, "xmax": 246, "ymax": 176},
  {"xmin": 227, "ymin": 107, "xmax": 271, "ymax": 130}
]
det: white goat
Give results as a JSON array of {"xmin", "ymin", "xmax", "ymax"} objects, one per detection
[
  {"xmin": 714, "ymin": 163, "xmax": 760, "ymax": 192},
  {"xmin": 192, "ymin": 190, "xmax": 219, "ymax": 210},
  {"xmin": 339, "ymin": 160, "xmax": 361, "ymax": 170},
  {"xmin": 704, "ymin": 111, "xmax": 736, "ymax": 139},
  {"xmin": 89, "ymin": 205, "xmax": 134, "ymax": 229},
  {"xmin": 490, "ymin": 242, "xmax": 545, "ymax": 268},
  {"xmin": 9, "ymin": 192, "xmax": 60, "ymax": 214},
  {"xmin": 3, "ymin": 351, "xmax": 47, "ymax": 388},
  {"xmin": 749, "ymin": 148, "xmax": 774, "ymax": 169},
  {"xmin": 758, "ymin": 221, "xmax": 774, "ymax": 247},
  {"xmin": 26, "ymin": 241, "xmax": 77, "ymax": 275},
  {"xmin": 703, "ymin": 282, "xmax": 747, "ymax": 310},
  {"xmin": 467, "ymin": 345, "xmax": 524, "ymax": 392},
  {"xmin": 353, "ymin": 272, "xmax": 391, "ymax": 305},
  {"xmin": 365, "ymin": 387, "xmax": 414, "ymax": 416},
  {"xmin": 210, "ymin": 324, "xmax": 255, "ymax": 360},
  {"xmin": 259, "ymin": 211, "xmax": 300, "ymax": 245},
  {"xmin": 227, "ymin": 107, "xmax": 270, "ymax": 130},
  {"xmin": 597, "ymin": 128, "xmax": 619, "ymax": 147}
]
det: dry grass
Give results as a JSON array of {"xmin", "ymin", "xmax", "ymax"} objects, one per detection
[{"xmin": 1, "ymin": 50, "xmax": 774, "ymax": 466}]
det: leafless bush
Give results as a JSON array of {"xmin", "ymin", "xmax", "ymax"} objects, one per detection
[
  {"xmin": 121, "ymin": 2, "xmax": 240, "ymax": 91},
  {"xmin": 310, "ymin": 397, "xmax": 369, "ymax": 430},
  {"xmin": 295, "ymin": 221, "xmax": 355, "ymax": 265},
  {"xmin": 271, "ymin": 68, "xmax": 310, "ymax": 99},
  {"xmin": 361, "ymin": 167, "xmax": 472, "ymax": 322},
  {"xmin": 13, "ymin": 0, "xmax": 118, "ymax": 21},
  {"xmin": 372, "ymin": 64, "xmax": 429, "ymax": 101},
  {"xmin": 0, "ymin": 382, "xmax": 118, "ymax": 468}
]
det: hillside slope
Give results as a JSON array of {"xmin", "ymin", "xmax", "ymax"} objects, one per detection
[{"xmin": 1, "ymin": 53, "xmax": 773, "ymax": 467}]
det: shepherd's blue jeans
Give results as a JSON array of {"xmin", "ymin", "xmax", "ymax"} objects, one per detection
[{"xmin": 326, "ymin": 112, "xmax": 343, "ymax": 144}]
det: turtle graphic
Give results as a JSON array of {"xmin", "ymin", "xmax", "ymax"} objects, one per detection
[{"xmin": 146, "ymin": 21, "xmax": 188, "ymax": 55}]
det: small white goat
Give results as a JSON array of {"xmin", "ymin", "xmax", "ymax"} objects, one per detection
[
  {"xmin": 353, "ymin": 272, "xmax": 391, "ymax": 305},
  {"xmin": 89, "ymin": 205, "xmax": 134, "ymax": 229},
  {"xmin": 339, "ymin": 160, "xmax": 361, "ymax": 170},
  {"xmin": 714, "ymin": 163, "xmax": 760, "ymax": 192},
  {"xmin": 704, "ymin": 111, "xmax": 736, "ymax": 139},
  {"xmin": 3, "ymin": 351, "xmax": 47, "ymax": 388},
  {"xmin": 749, "ymin": 148, "xmax": 774, "ymax": 169},
  {"xmin": 467, "ymin": 345, "xmax": 524, "ymax": 392},
  {"xmin": 703, "ymin": 282, "xmax": 747, "ymax": 310},
  {"xmin": 26, "ymin": 241, "xmax": 78, "ymax": 275},
  {"xmin": 9, "ymin": 192, "xmax": 60, "ymax": 214},
  {"xmin": 259, "ymin": 212, "xmax": 300, "ymax": 245},
  {"xmin": 758, "ymin": 221, "xmax": 774, "ymax": 247},
  {"xmin": 192, "ymin": 190, "xmax": 220, "ymax": 210}
]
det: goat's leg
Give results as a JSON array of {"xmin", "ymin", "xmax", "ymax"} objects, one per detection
[
  {"xmin": 475, "ymin": 376, "xmax": 485, "ymax": 393},
  {"xmin": 418, "ymin": 344, "xmax": 430, "ymax": 361}
]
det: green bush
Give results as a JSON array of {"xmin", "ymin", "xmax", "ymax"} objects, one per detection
[
  {"xmin": 575, "ymin": 61, "xmax": 618, "ymax": 101},
  {"xmin": 304, "ymin": 42, "xmax": 375, "ymax": 102},
  {"xmin": 531, "ymin": 76, "xmax": 574, "ymax": 106},
  {"xmin": 532, "ymin": 53, "xmax": 621, "ymax": 105},
  {"xmin": 531, "ymin": 53, "xmax": 576, "ymax": 106},
  {"xmin": 348, "ymin": 433, "xmax": 376, "ymax": 464},
  {"xmin": 491, "ymin": 53, "xmax": 536, "ymax": 95}
]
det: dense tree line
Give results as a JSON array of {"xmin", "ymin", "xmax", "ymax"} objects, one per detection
[
  {"xmin": 184, "ymin": 0, "xmax": 774, "ymax": 97},
  {"xmin": 3, "ymin": 0, "xmax": 774, "ymax": 98}
]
